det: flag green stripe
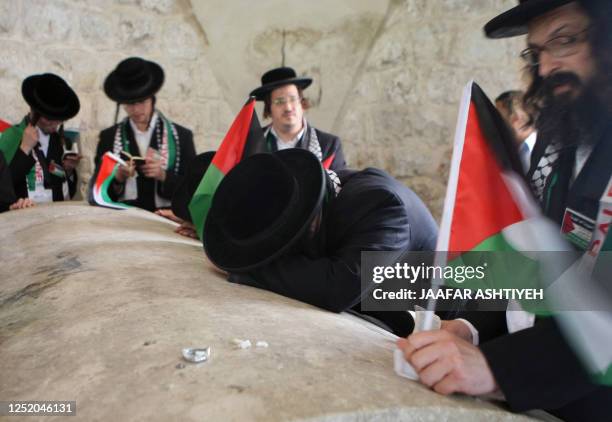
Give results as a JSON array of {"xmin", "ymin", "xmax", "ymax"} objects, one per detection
[
  {"xmin": 446, "ymin": 232, "xmax": 548, "ymax": 314},
  {"xmin": 0, "ymin": 119, "xmax": 27, "ymax": 164},
  {"xmin": 101, "ymin": 165, "xmax": 119, "ymax": 205},
  {"xmin": 595, "ymin": 364, "xmax": 612, "ymax": 385},
  {"xmin": 189, "ymin": 163, "xmax": 225, "ymax": 240}
]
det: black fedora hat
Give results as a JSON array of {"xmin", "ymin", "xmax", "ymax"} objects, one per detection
[
  {"xmin": 203, "ymin": 149, "xmax": 326, "ymax": 272},
  {"xmin": 104, "ymin": 57, "xmax": 164, "ymax": 103},
  {"xmin": 485, "ymin": 0, "xmax": 577, "ymax": 38},
  {"xmin": 21, "ymin": 73, "xmax": 80, "ymax": 121},
  {"xmin": 249, "ymin": 67, "xmax": 312, "ymax": 101},
  {"xmin": 172, "ymin": 151, "xmax": 216, "ymax": 223}
]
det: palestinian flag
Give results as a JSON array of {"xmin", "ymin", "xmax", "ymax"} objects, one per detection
[
  {"xmin": 0, "ymin": 119, "xmax": 11, "ymax": 133},
  {"xmin": 88, "ymin": 152, "xmax": 130, "ymax": 210},
  {"xmin": 435, "ymin": 81, "xmax": 564, "ymax": 310},
  {"xmin": 0, "ymin": 118, "xmax": 26, "ymax": 164},
  {"xmin": 438, "ymin": 81, "xmax": 612, "ymax": 385},
  {"xmin": 48, "ymin": 160, "xmax": 66, "ymax": 178},
  {"xmin": 189, "ymin": 98, "xmax": 265, "ymax": 239}
]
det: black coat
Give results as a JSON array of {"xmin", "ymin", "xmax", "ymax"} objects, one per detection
[
  {"xmin": 9, "ymin": 133, "xmax": 77, "ymax": 201},
  {"xmin": 96, "ymin": 119, "xmax": 196, "ymax": 212},
  {"xmin": 231, "ymin": 168, "xmax": 438, "ymax": 336},
  {"xmin": 463, "ymin": 125, "xmax": 612, "ymax": 421},
  {"xmin": 0, "ymin": 151, "xmax": 16, "ymax": 212},
  {"xmin": 266, "ymin": 125, "xmax": 347, "ymax": 172}
]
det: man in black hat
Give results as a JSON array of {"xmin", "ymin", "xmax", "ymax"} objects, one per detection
[
  {"xmin": 95, "ymin": 57, "xmax": 196, "ymax": 212},
  {"xmin": 398, "ymin": 1, "xmax": 612, "ymax": 420},
  {"xmin": 0, "ymin": 73, "xmax": 81, "ymax": 203},
  {"xmin": 250, "ymin": 67, "xmax": 346, "ymax": 172},
  {"xmin": 203, "ymin": 149, "xmax": 438, "ymax": 336}
]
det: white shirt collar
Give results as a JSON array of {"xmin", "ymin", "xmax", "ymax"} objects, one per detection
[
  {"xmin": 523, "ymin": 131, "xmax": 537, "ymax": 152},
  {"xmin": 129, "ymin": 112, "xmax": 158, "ymax": 156},
  {"xmin": 36, "ymin": 127, "xmax": 51, "ymax": 156}
]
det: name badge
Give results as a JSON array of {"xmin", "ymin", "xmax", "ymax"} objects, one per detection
[
  {"xmin": 30, "ymin": 186, "xmax": 53, "ymax": 203},
  {"xmin": 561, "ymin": 207, "xmax": 596, "ymax": 250}
]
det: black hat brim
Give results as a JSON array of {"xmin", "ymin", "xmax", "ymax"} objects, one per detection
[
  {"xmin": 249, "ymin": 77, "xmax": 313, "ymax": 101},
  {"xmin": 484, "ymin": 0, "xmax": 575, "ymax": 39},
  {"xmin": 172, "ymin": 151, "xmax": 216, "ymax": 222},
  {"xmin": 22, "ymin": 74, "xmax": 80, "ymax": 121},
  {"xmin": 203, "ymin": 149, "xmax": 326, "ymax": 272},
  {"xmin": 104, "ymin": 60, "xmax": 164, "ymax": 103}
]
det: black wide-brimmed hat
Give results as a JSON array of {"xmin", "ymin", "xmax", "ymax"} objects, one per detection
[
  {"xmin": 21, "ymin": 73, "xmax": 80, "ymax": 121},
  {"xmin": 249, "ymin": 67, "xmax": 312, "ymax": 101},
  {"xmin": 204, "ymin": 149, "xmax": 326, "ymax": 272},
  {"xmin": 104, "ymin": 57, "xmax": 164, "ymax": 103},
  {"xmin": 485, "ymin": 0, "xmax": 576, "ymax": 38},
  {"xmin": 172, "ymin": 151, "xmax": 216, "ymax": 223}
]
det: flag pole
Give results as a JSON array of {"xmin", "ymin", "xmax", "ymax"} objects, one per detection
[{"xmin": 420, "ymin": 81, "xmax": 474, "ymax": 331}]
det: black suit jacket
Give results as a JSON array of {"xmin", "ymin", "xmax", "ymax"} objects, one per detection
[
  {"xmin": 464, "ymin": 125, "xmax": 612, "ymax": 421},
  {"xmin": 0, "ymin": 151, "xmax": 17, "ymax": 212},
  {"xmin": 9, "ymin": 133, "xmax": 77, "ymax": 201},
  {"xmin": 231, "ymin": 168, "xmax": 438, "ymax": 336},
  {"xmin": 96, "ymin": 119, "xmax": 196, "ymax": 212}
]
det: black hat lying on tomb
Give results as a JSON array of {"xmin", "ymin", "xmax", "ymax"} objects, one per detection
[
  {"xmin": 249, "ymin": 67, "xmax": 312, "ymax": 101},
  {"xmin": 203, "ymin": 149, "xmax": 326, "ymax": 272},
  {"xmin": 484, "ymin": 0, "xmax": 576, "ymax": 39},
  {"xmin": 21, "ymin": 73, "xmax": 80, "ymax": 121},
  {"xmin": 172, "ymin": 151, "xmax": 216, "ymax": 223},
  {"xmin": 104, "ymin": 57, "xmax": 164, "ymax": 103}
]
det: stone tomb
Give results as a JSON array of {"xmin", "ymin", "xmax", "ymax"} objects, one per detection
[{"xmin": 0, "ymin": 203, "xmax": 536, "ymax": 421}]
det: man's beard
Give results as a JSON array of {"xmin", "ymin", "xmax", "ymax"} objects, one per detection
[{"xmin": 535, "ymin": 72, "xmax": 610, "ymax": 149}]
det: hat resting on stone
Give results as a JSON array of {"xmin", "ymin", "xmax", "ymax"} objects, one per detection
[
  {"xmin": 104, "ymin": 57, "xmax": 164, "ymax": 103},
  {"xmin": 172, "ymin": 151, "xmax": 216, "ymax": 223},
  {"xmin": 21, "ymin": 73, "xmax": 80, "ymax": 121},
  {"xmin": 249, "ymin": 67, "xmax": 312, "ymax": 101},
  {"xmin": 484, "ymin": 0, "xmax": 582, "ymax": 38},
  {"xmin": 203, "ymin": 149, "xmax": 326, "ymax": 272}
]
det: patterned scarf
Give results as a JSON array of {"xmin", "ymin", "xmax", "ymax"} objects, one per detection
[{"xmin": 112, "ymin": 111, "xmax": 181, "ymax": 175}]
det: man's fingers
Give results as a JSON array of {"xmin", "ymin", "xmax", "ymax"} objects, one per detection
[
  {"xmin": 418, "ymin": 358, "xmax": 455, "ymax": 388},
  {"xmin": 407, "ymin": 330, "xmax": 456, "ymax": 350},
  {"xmin": 432, "ymin": 373, "xmax": 459, "ymax": 396},
  {"xmin": 409, "ymin": 340, "xmax": 457, "ymax": 372},
  {"xmin": 156, "ymin": 209, "xmax": 183, "ymax": 223}
]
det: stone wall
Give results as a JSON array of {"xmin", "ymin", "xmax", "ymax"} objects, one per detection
[{"xmin": 0, "ymin": 0, "xmax": 524, "ymax": 218}]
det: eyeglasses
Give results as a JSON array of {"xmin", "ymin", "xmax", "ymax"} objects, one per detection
[
  {"xmin": 271, "ymin": 96, "xmax": 301, "ymax": 106},
  {"xmin": 519, "ymin": 27, "xmax": 590, "ymax": 67}
]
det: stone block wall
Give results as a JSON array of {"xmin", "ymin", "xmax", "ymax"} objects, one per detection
[{"xmin": 0, "ymin": 0, "xmax": 524, "ymax": 218}]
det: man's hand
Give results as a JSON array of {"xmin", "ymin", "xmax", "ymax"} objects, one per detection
[
  {"xmin": 141, "ymin": 150, "xmax": 166, "ymax": 181},
  {"xmin": 176, "ymin": 221, "xmax": 199, "ymax": 239},
  {"xmin": 9, "ymin": 198, "xmax": 35, "ymax": 210},
  {"xmin": 115, "ymin": 161, "xmax": 135, "ymax": 183},
  {"xmin": 396, "ymin": 330, "xmax": 498, "ymax": 396},
  {"xmin": 20, "ymin": 124, "xmax": 39, "ymax": 154},
  {"xmin": 62, "ymin": 154, "xmax": 81, "ymax": 175},
  {"xmin": 154, "ymin": 209, "xmax": 199, "ymax": 239},
  {"xmin": 155, "ymin": 208, "xmax": 182, "ymax": 223},
  {"xmin": 440, "ymin": 320, "xmax": 474, "ymax": 343}
]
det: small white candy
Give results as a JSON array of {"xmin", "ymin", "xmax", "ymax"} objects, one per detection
[
  {"xmin": 232, "ymin": 338, "xmax": 252, "ymax": 349},
  {"xmin": 255, "ymin": 341, "xmax": 269, "ymax": 348}
]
